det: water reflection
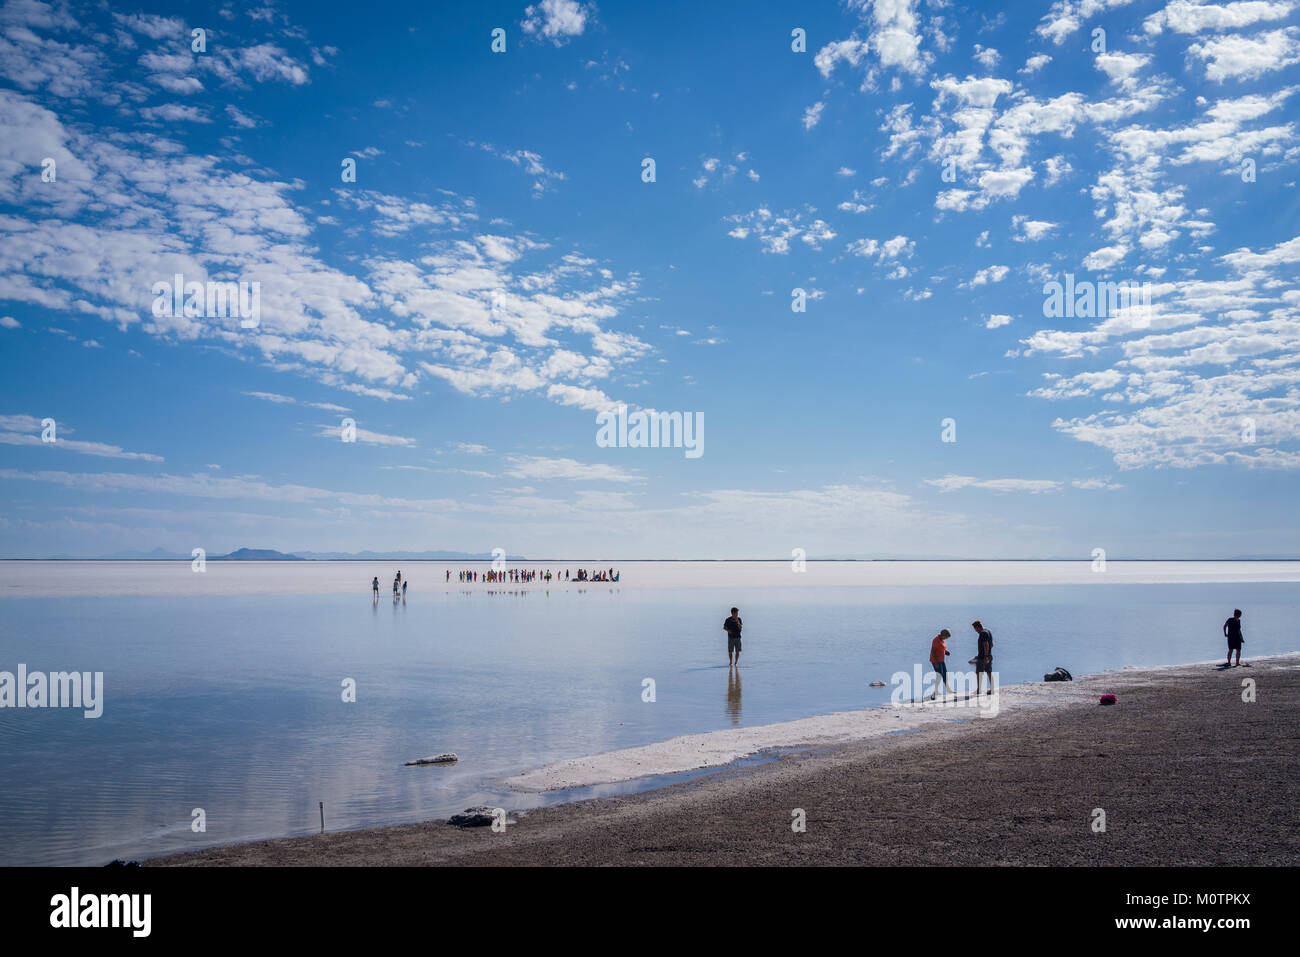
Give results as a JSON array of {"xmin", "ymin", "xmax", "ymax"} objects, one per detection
[{"xmin": 726, "ymin": 665, "xmax": 742, "ymax": 724}]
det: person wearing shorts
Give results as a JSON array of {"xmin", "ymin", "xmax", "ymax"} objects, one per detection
[
  {"xmin": 724, "ymin": 607, "xmax": 742, "ymax": 666},
  {"xmin": 1224, "ymin": 609, "xmax": 1244, "ymax": 666},
  {"xmin": 929, "ymin": 629, "xmax": 953, "ymax": 699},
  {"xmin": 972, "ymin": 620, "xmax": 994, "ymax": 695}
]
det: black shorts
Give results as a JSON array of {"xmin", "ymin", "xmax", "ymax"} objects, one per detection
[
  {"xmin": 727, "ymin": 634, "xmax": 741, "ymax": 654},
  {"xmin": 976, "ymin": 658, "xmax": 993, "ymax": 674},
  {"xmin": 1228, "ymin": 639, "xmax": 1243, "ymax": 650}
]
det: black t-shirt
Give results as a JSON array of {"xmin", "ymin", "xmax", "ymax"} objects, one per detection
[
  {"xmin": 724, "ymin": 616, "xmax": 742, "ymax": 637},
  {"xmin": 977, "ymin": 629, "xmax": 993, "ymax": 658},
  {"xmin": 1226, "ymin": 618, "xmax": 1242, "ymax": 640}
]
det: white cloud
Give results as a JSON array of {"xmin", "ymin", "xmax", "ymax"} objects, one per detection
[
  {"xmin": 506, "ymin": 455, "xmax": 640, "ymax": 483},
  {"xmin": 0, "ymin": 74, "xmax": 641, "ymax": 418},
  {"xmin": 0, "ymin": 414, "xmax": 163, "ymax": 461},
  {"xmin": 726, "ymin": 207, "xmax": 838, "ymax": 254},
  {"xmin": 521, "ymin": 0, "xmax": 592, "ymax": 44},
  {"xmin": 1071, "ymin": 478, "xmax": 1124, "ymax": 490},
  {"xmin": 1095, "ymin": 51, "xmax": 1152, "ymax": 91},
  {"xmin": 1144, "ymin": 0, "xmax": 1296, "ymax": 36},
  {"xmin": 970, "ymin": 264, "xmax": 1010, "ymax": 285},
  {"xmin": 1021, "ymin": 236, "xmax": 1300, "ymax": 469},
  {"xmin": 1189, "ymin": 27, "xmax": 1300, "ymax": 81},
  {"xmin": 1037, "ymin": 0, "xmax": 1137, "ymax": 45},
  {"xmin": 315, "ymin": 423, "xmax": 415, "ymax": 447},
  {"xmin": 1013, "ymin": 216, "xmax": 1058, "ymax": 241},
  {"xmin": 1082, "ymin": 244, "xmax": 1129, "ymax": 270},
  {"xmin": 1019, "ymin": 54, "xmax": 1052, "ymax": 74},
  {"xmin": 814, "ymin": 38, "xmax": 871, "ymax": 78},
  {"xmin": 846, "ymin": 235, "xmax": 914, "ymax": 261},
  {"xmin": 466, "ymin": 141, "xmax": 566, "ymax": 193},
  {"xmin": 924, "ymin": 474, "xmax": 1063, "ymax": 493}
]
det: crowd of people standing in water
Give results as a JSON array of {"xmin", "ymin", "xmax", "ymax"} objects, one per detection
[
  {"xmin": 370, "ymin": 566, "xmax": 622, "ymax": 596},
  {"xmin": 447, "ymin": 567, "xmax": 619, "ymax": 583}
]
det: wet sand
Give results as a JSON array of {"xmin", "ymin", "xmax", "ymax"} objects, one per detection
[{"xmin": 153, "ymin": 654, "xmax": 1300, "ymax": 866}]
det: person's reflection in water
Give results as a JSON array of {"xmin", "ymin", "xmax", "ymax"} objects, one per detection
[{"xmin": 726, "ymin": 666, "xmax": 742, "ymax": 725}]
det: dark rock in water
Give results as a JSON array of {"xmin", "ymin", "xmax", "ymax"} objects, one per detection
[
  {"xmin": 1043, "ymin": 667, "xmax": 1073, "ymax": 682},
  {"xmin": 868, "ymin": 681, "xmax": 886, "ymax": 687},
  {"xmin": 405, "ymin": 752, "xmax": 458, "ymax": 766},
  {"xmin": 449, "ymin": 806, "xmax": 512, "ymax": 827},
  {"xmin": 105, "ymin": 859, "xmax": 140, "ymax": 868}
]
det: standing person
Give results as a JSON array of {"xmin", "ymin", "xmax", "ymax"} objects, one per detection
[
  {"xmin": 1224, "ymin": 609, "xmax": 1244, "ymax": 666},
  {"xmin": 393, "ymin": 576, "xmax": 399, "ymax": 599},
  {"xmin": 972, "ymin": 620, "xmax": 994, "ymax": 695},
  {"xmin": 371, "ymin": 576, "xmax": 379, "ymax": 599},
  {"xmin": 724, "ymin": 607, "xmax": 743, "ymax": 667},
  {"xmin": 929, "ymin": 629, "xmax": 953, "ymax": 699},
  {"xmin": 402, "ymin": 579, "xmax": 408, "ymax": 601}
]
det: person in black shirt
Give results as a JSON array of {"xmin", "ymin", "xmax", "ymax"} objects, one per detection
[
  {"xmin": 1223, "ymin": 609, "xmax": 1244, "ymax": 667},
  {"xmin": 972, "ymin": 620, "xmax": 994, "ymax": 695},
  {"xmin": 724, "ymin": 607, "xmax": 743, "ymax": 667}
]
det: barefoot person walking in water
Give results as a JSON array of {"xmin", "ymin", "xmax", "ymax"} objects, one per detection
[
  {"xmin": 1224, "ymin": 609, "xmax": 1244, "ymax": 666},
  {"xmin": 724, "ymin": 607, "xmax": 742, "ymax": 667},
  {"xmin": 972, "ymin": 620, "xmax": 994, "ymax": 695}
]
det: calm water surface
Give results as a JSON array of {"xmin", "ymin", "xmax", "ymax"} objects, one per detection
[{"xmin": 1, "ymin": 562, "xmax": 1296, "ymax": 864}]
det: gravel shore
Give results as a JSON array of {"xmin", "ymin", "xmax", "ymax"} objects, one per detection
[{"xmin": 153, "ymin": 654, "xmax": 1300, "ymax": 866}]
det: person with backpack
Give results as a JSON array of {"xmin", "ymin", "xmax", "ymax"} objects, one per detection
[{"xmin": 1223, "ymin": 609, "xmax": 1244, "ymax": 666}]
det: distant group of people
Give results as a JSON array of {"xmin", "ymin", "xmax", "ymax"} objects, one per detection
[
  {"xmin": 446, "ymin": 567, "xmax": 620, "ymax": 584},
  {"xmin": 452, "ymin": 568, "xmax": 550, "ymax": 583},
  {"xmin": 371, "ymin": 572, "xmax": 407, "ymax": 601},
  {"xmin": 573, "ymin": 568, "xmax": 619, "ymax": 582},
  {"xmin": 366, "ymin": 566, "xmax": 625, "ymax": 592}
]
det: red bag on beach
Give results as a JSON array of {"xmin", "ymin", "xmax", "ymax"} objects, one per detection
[{"xmin": 1099, "ymin": 694, "xmax": 1116, "ymax": 705}]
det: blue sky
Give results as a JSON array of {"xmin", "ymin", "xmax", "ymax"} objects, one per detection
[{"xmin": 2, "ymin": 0, "xmax": 1299, "ymax": 559}]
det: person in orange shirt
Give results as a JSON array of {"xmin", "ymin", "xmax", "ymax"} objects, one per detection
[{"xmin": 929, "ymin": 629, "xmax": 953, "ymax": 699}]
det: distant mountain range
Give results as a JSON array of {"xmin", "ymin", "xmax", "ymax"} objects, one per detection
[
  {"xmin": 20, "ymin": 548, "xmax": 1299, "ymax": 561},
  {"xmin": 42, "ymin": 547, "xmax": 526, "ymax": 561}
]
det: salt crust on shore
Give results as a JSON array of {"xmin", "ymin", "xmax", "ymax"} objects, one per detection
[{"xmin": 502, "ymin": 655, "xmax": 1300, "ymax": 792}]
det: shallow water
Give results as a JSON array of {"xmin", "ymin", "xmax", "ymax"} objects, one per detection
[{"xmin": 0, "ymin": 561, "xmax": 1296, "ymax": 865}]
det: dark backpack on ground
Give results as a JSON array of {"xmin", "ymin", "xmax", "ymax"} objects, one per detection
[{"xmin": 1043, "ymin": 666, "xmax": 1073, "ymax": 682}]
